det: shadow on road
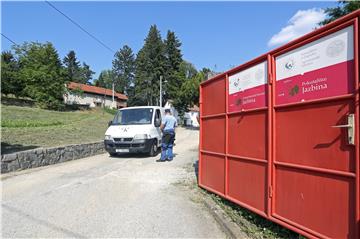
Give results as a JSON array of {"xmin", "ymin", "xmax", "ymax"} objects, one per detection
[
  {"xmin": 109, "ymin": 150, "xmax": 181, "ymax": 160},
  {"xmin": 193, "ymin": 160, "xmax": 199, "ymax": 183},
  {"xmin": 183, "ymin": 126, "xmax": 199, "ymax": 131}
]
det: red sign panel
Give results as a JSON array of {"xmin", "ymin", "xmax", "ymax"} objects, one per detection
[
  {"xmin": 275, "ymin": 26, "xmax": 354, "ymax": 105},
  {"xmin": 228, "ymin": 61, "xmax": 267, "ymax": 112}
]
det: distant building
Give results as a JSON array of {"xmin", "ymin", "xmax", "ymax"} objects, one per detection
[
  {"xmin": 64, "ymin": 82, "xmax": 127, "ymax": 109},
  {"xmin": 164, "ymin": 100, "xmax": 199, "ymax": 127},
  {"xmin": 184, "ymin": 105, "xmax": 199, "ymax": 127}
]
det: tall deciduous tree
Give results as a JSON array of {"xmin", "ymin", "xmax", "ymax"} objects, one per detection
[
  {"xmin": 112, "ymin": 45, "xmax": 136, "ymax": 95},
  {"xmin": 14, "ymin": 42, "xmax": 66, "ymax": 110},
  {"xmin": 135, "ymin": 25, "xmax": 166, "ymax": 106},
  {"xmin": 172, "ymin": 63, "xmax": 206, "ymax": 116},
  {"xmin": 63, "ymin": 50, "xmax": 81, "ymax": 82},
  {"xmin": 319, "ymin": 0, "xmax": 360, "ymax": 25},
  {"xmin": 94, "ymin": 69, "xmax": 113, "ymax": 89}
]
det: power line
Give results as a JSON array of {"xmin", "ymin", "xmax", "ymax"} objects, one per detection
[
  {"xmin": 45, "ymin": 1, "xmax": 115, "ymax": 54},
  {"xmin": 1, "ymin": 33, "xmax": 18, "ymax": 46}
]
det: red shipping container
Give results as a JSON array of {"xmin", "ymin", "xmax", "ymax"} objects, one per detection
[{"xmin": 199, "ymin": 10, "xmax": 360, "ymax": 239}]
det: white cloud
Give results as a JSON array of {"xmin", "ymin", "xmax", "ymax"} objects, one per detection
[{"xmin": 268, "ymin": 8, "xmax": 326, "ymax": 47}]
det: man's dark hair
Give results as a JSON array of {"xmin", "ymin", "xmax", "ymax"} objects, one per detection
[{"xmin": 165, "ymin": 109, "xmax": 171, "ymax": 113}]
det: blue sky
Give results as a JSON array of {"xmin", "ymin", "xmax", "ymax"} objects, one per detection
[{"xmin": 1, "ymin": 1, "xmax": 337, "ymax": 79}]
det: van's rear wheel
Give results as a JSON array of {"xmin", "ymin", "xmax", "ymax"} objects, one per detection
[
  {"xmin": 148, "ymin": 140, "xmax": 158, "ymax": 157},
  {"xmin": 109, "ymin": 152, "xmax": 117, "ymax": 157}
]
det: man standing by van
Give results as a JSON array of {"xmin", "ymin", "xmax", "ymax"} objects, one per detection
[{"xmin": 157, "ymin": 108, "xmax": 177, "ymax": 162}]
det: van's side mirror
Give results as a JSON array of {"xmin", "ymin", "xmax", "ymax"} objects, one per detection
[
  {"xmin": 155, "ymin": 119, "xmax": 161, "ymax": 127},
  {"xmin": 108, "ymin": 121, "xmax": 112, "ymax": 127}
]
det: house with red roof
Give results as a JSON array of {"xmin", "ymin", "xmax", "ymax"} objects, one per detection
[{"xmin": 64, "ymin": 82, "xmax": 128, "ymax": 109}]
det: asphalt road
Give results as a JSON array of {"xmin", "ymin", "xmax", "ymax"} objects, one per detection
[{"xmin": 1, "ymin": 128, "xmax": 225, "ymax": 238}]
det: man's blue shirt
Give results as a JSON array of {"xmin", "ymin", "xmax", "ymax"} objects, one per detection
[{"xmin": 162, "ymin": 114, "xmax": 177, "ymax": 132}]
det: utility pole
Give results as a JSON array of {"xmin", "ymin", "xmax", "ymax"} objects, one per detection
[{"xmin": 112, "ymin": 82, "xmax": 115, "ymax": 102}]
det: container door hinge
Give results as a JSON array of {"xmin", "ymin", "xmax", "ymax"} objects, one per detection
[{"xmin": 268, "ymin": 186, "xmax": 273, "ymax": 198}]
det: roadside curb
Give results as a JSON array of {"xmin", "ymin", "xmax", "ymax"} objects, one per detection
[
  {"xmin": 202, "ymin": 195, "xmax": 249, "ymax": 239},
  {"xmin": 1, "ymin": 141, "xmax": 105, "ymax": 174}
]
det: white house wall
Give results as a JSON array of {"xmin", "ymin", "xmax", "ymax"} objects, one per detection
[{"xmin": 64, "ymin": 92, "xmax": 116, "ymax": 108}]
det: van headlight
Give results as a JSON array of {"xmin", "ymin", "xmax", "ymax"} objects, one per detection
[
  {"xmin": 105, "ymin": 135, "xmax": 113, "ymax": 140},
  {"xmin": 133, "ymin": 134, "xmax": 150, "ymax": 140}
]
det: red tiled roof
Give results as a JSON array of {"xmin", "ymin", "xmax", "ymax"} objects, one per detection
[{"xmin": 67, "ymin": 82, "xmax": 128, "ymax": 100}]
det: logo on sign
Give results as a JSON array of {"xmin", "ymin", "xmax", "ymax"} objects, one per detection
[
  {"xmin": 285, "ymin": 59, "xmax": 295, "ymax": 70},
  {"xmin": 326, "ymin": 39, "xmax": 345, "ymax": 58},
  {"xmin": 233, "ymin": 79, "xmax": 239, "ymax": 87},
  {"xmin": 235, "ymin": 98, "xmax": 242, "ymax": 106},
  {"xmin": 289, "ymin": 85, "xmax": 299, "ymax": 96}
]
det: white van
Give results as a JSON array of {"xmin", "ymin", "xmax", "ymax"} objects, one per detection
[{"xmin": 104, "ymin": 106, "xmax": 164, "ymax": 157}]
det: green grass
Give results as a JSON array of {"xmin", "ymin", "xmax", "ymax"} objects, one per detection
[{"xmin": 1, "ymin": 104, "xmax": 114, "ymax": 154}]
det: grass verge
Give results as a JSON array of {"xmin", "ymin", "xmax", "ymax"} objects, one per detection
[{"xmin": 1, "ymin": 104, "xmax": 114, "ymax": 154}]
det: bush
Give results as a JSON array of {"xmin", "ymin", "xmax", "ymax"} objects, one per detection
[{"xmin": 103, "ymin": 107, "xmax": 118, "ymax": 115}]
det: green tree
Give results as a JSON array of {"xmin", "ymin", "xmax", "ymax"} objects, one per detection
[
  {"xmin": 112, "ymin": 45, "xmax": 136, "ymax": 95},
  {"xmin": 164, "ymin": 31, "xmax": 183, "ymax": 105},
  {"xmin": 79, "ymin": 62, "xmax": 95, "ymax": 85},
  {"xmin": 179, "ymin": 61, "xmax": 197, "ymax": 80},
  {"xmin": 173, "ymin": 71, "xmax": 205, "ymax": 116},
  {"xmin": 14, "ymin": 42, "xmax": 66, "ymax": 110},
  {"xmin": 63, "ymin": 50, "xmax": 81, "ymax": 82},
  {"xmin": 94, "ymin": 69, "xmax": 113, "ymax": 89},
  {"xmin": 200, "ymin": 67, "xmax": 212, "ymax": 81},
  {"xmin": 319, "ymin": 0, "xmax": 360, "ymax": 25},
  {"xmin": 134, "ymin": 25, "xmax": 166, "ymax": 106},
  {"xmin": 1, "ymin": 51, "xmax": 23, "ymax": 96}
]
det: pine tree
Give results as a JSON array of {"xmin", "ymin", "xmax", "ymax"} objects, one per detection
[
  {"xmin": 134, "ymin": 25, "xmax": 166, "ymax": 106},
  {"xmin": 112, "ymin": 45, "xmax": 135, "ymax": 94},
  {"xmin": 164, "ymin": 30, "xmax": 183, "ymax": 105},
  {"xmin": 63, "ymin": 50, "xmax": 81, "ymax": 82}
]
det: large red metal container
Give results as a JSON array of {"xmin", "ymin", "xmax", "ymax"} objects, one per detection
[{"xmin": 199, "ymin": 10, "xmax": 360, "ymax": 239}]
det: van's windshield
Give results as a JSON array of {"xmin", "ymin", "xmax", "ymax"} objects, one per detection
[{"xmin": 112, "ymin": 108, "xmax": 154, "ymax": 125}]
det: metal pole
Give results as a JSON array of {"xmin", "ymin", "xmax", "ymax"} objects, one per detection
[
  {"xmin": 112, "ymin": 82, "xmax": 115, "ymax": 102},
  {"xmin": 159, "ymin": 76, "xmax": 163, "ymax": 107}
]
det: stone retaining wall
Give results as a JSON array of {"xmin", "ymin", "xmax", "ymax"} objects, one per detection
[{"xmin": 1, "ymin": 141, "xmax": 105, "ymax": 173}]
